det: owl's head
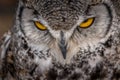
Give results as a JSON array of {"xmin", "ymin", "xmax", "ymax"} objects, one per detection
[{"xmin": 16, "ymin": 0, "xmax": 117, "ymax": 60}]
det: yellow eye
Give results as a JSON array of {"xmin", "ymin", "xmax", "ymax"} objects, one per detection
[
  {"xmin": 34, "ymin": 21, "xmax": 47, "ymax": 30},
  {"xmin": 80, "ymin": 18, "xmax": 94, "ymax": 28}
]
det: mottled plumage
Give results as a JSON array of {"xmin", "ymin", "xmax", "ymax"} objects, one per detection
[{"xmin": 1, "ymin": 0, "xmax": 120, "ymax": 80}]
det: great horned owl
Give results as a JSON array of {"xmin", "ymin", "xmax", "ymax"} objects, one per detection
[{"xmin": 0, "ymin": 0, "xmax": 120, "ymax": 80}]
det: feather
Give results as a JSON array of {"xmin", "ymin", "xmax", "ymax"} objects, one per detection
[{"xmin": 0, "ymin": 31, "xmax": 11, "ymax": 78}]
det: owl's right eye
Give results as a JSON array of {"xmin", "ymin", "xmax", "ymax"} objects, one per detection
[
  {"xmin": 34, "ymin": 21, "xmax": 47, "ymax": 31},
  {"xmin": 79, "ymin": 18, "xmax": 95, "ymax": 28}
]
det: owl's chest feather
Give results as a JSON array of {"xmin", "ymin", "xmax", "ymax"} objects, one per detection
[{"xmin": 2, "ymin": 33, "xmax": 120, "ymax": 80}]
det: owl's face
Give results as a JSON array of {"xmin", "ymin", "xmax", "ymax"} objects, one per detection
[{"xmin": 19, "ymin": 0, "xmax": 114, "ymax": 61}]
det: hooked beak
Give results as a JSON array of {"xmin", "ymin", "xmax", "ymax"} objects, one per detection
[{"xmin": 58, "ymin": 31, "xmax": 67, "ymax": 59}]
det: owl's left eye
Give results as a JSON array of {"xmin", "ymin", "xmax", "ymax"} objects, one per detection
[
  {"xmin": 34, "ymin": 21, "xmax": 47, "ymax": 31},
  {"xmin": 79, "ymin": 18, "xmax": 95, "ymax": 28}
]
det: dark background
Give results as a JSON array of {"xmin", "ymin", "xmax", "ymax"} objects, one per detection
[{"xmin": 0, "ymin": 0, "xmax": 17, "ymax": 38}]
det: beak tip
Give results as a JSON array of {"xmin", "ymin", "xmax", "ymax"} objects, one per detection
[
  {"xmin": 63, "ymin": 53, "xmax": 66, "ymax": 59},
  {"xmin": 59, "ymin": 44, "xmax": 67, "ymax": 59}
]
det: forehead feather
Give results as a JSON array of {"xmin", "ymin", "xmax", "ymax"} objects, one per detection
[{"xmin": 22, "ymin": 0, "xmax": 103, "ymax": 30}]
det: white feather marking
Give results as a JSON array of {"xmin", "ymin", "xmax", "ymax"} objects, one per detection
[
  {"xmin": 34, "ymin": 56, "xmax": 52, "ymax": 73},
  {"xmin": 88, "ymin": 55, "xmax": 102, "ymax": 68}
]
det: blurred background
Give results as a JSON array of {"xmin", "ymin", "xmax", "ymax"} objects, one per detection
[{"xmin": 0, "ymin": 0, "xmax": 18, "ymax": 38}]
